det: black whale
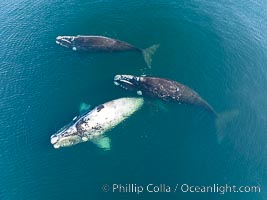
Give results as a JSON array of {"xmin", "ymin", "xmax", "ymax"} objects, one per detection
[
  {"xmin": 56, "ymin": 35, "xmax": 159, "ymax": 68},
  {"xmin": 114, "ymin": 74, "xmax": 217, "ymax": 116}
]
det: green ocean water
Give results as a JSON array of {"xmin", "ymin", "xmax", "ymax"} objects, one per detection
[{"xmin": 1, "ymin": 0, "xmax": 266, "ymax": 199}]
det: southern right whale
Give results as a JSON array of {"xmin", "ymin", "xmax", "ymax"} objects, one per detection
[
  {"xmin": 51, "ymin": 97, "xmax": 144, "ymax": 150},
  {"xmin": 114, "ymin": 75, "xmax": 239, "ymax": 142},
  {"xmin": 114, "ymin": 74, "xmax": 217, "ymax": 116},
  {"xmin": 56, "ymin": 35, "xmax": 160, "ymax": 68}
]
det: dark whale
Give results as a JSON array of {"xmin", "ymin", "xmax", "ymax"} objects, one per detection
[
  {"xmin": 114, "ymin": 74, "xmax": 217, "ymax": 116},
  {"xmin": 56, "ymin": 35, "xmax": 160, "ymax": 68},
  {"xmin": 114, "ymin": 75, "xmax": 239, "ymax": 142}
]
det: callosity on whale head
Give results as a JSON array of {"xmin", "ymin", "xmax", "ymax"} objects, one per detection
[
  {"xmin": 50, "ymin": 123, "xmax": 83, "ymax": 149},
  {"xmin": 56, "ymin": 36, "xmax": 75, "ymax": 48},
  {"xmin": 114, "ymin": 75, "xmax": 143, "ymax": 93}
]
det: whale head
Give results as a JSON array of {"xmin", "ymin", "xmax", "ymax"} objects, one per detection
[
  {"xmin": 50, "ymin": 123, "xmax": 83, "ymax": 149},
  {"xmin": 56, "ymin": 36, "xmax": 75, "ymax": 48},
  {"xmin": 114, "ymin": 75, "xmax": 144, "ymax": 94}
]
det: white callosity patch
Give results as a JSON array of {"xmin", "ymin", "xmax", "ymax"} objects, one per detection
[
  {"xmin": 113, "ymin": 75, "xmax": 137, "ymax": 90},
  {"xmin": 55, "ymin": 36, "xmax": 74, "ymax": 48},
  {"xmin": 121, "ymin": 75, "xmax": 134, "ymax": 79},
  {"xmin": 51, "ymin": 136, "xmax": 58, "ymax": 144},
  {"xmin": 114, "ymin": 75, "xmax": 122, "ymax": 81},
  {"xmin": 56, "ymin": 36, "xmax": 63, "ymax": 41},
  {"xmin": 53, "ymin": 135, "xmax": 82, "ymax": 149},
  {"xmin": 72, "ymin": 47, "xmax": 77, "ymax": 51}
]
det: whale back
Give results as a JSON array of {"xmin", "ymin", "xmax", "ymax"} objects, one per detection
[
  {"xmin": 140, "ymin": 77, "xmax": 217, "ymax": 116},
  {"xmin": 73, "ymin": 36, "xmax": 140, "ymax": 52}
]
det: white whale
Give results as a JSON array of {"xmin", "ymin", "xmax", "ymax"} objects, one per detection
[{"xmin": 50, "ymin": 97, "xmax": 144, "ymax": 150}]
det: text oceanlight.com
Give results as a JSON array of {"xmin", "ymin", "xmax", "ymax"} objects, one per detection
[{"xmin": 102, "ymin": 183, "xmax": 261, "ymax": 195}]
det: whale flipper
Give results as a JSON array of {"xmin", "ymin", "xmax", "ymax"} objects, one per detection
[
  {"xmin": 142, "ymin": 44, "xmax": 160, "ymax": 68},
  {"xmin": 79, "ymin": 102, "xmax": 91, "ymax": 115},
  {"xmin": 92, "ymin": 136, "xmax": 111, "ymax": 151}
]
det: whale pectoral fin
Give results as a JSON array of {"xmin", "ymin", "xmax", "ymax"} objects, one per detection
[
  {"xmin": 149, "ymin": 99, "xmax": 169, "ymax": 113},
  {"xmin": 79, "ymin": 102, "xmax": 91, "ymax": 115},
  {"xmin": 92, "ymin": 136, "xmax": 111, "ymax": 151}
]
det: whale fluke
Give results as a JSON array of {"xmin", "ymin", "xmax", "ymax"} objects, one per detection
[
  {"xmin": 142, "ymin": 44, "xmax": 160, "ymax": 68},
  {"xmin": 216, "ymin": 110, "xmax": 239, "ymax": 143}
]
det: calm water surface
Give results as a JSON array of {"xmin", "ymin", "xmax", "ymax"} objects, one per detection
[{"xmin": 0, "ymin": 0, "xmax": 266, "ymax": 199}]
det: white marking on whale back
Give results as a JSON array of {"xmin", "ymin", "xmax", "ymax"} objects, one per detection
[
  {"xmin": 80, "ymin": 97, "xmax": 144, "ymax": 138},
  {"xmin": 72, "ymin": 47, "xmax": 77, "ymax": 51},
  {"xmin": 114, "ymin": 81, "xmax": 119, "ymax": 86}
]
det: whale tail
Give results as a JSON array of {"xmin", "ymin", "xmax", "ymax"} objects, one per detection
[
  {"xmin": 215, "ymin": 110, "xmax": 239, "ymax": 143},
  {"xmin": 142, "ymin": 44, "xmax": 160, "ymax": 68}
]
